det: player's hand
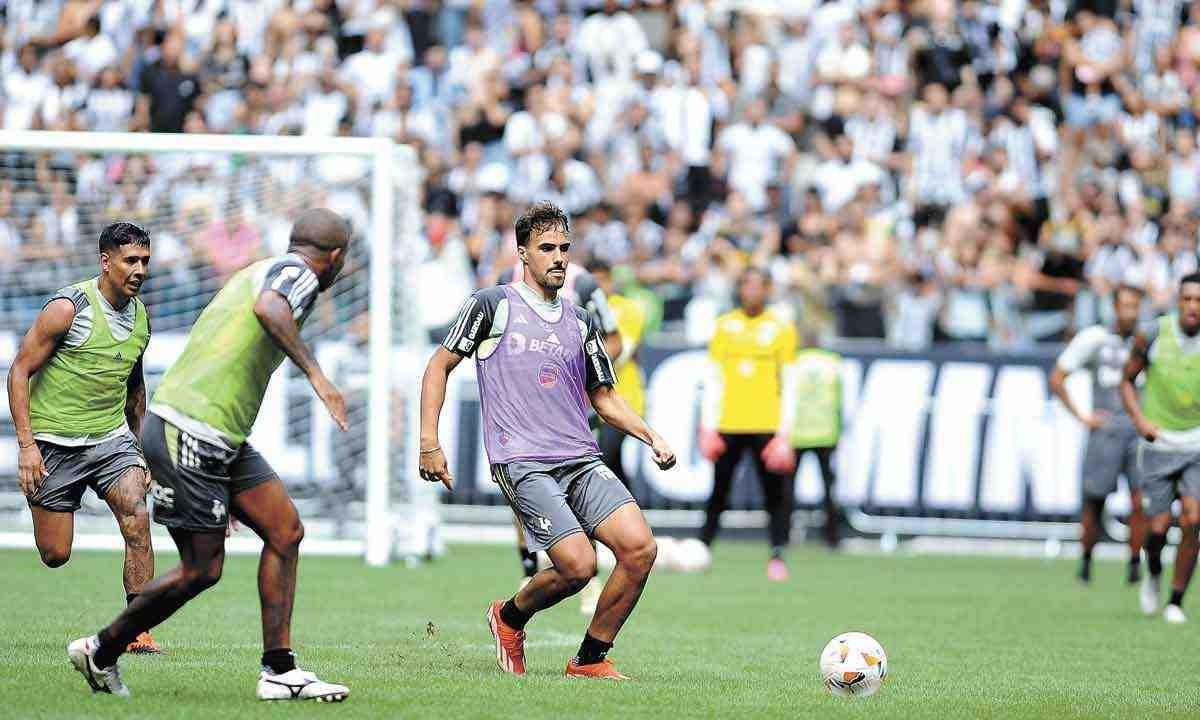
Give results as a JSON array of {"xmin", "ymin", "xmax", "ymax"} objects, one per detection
[
  {"xmin": 650, "ymin": 435, "xmax": 676, "ymax": 470},
  {"xmin": 312, "ymin": 375, "xmax": 349, "ymax": 431},
  {"xmin": 1135, "ymin": 417, "xmax": 1160, "ymax": 442},
  {"xmin": 698, "ymin": 428, "xmax": 726, "ymax": 462},
  {"xmin": 762, "ymin": 434, "xmax": 797, "ymax": 475},
  {"xmin": 1083, "ymin": 411, "xmax": 1110, "ymax": 431},
  {"xmin": 419, "ymin": 446, "xmax": 455, "ymax": 491},
  {"xmin": 17, "ymin": 442, "xmax": 48, "ymax": 497}
]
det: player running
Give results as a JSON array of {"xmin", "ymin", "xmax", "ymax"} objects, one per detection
[
  {"xmin": 65, "ymin": 209, "xmax": 352, "ymax": 699},
  {"xmin": 420, "ymin": 202, "xmax": 676, "ymax": 680},
  {"xmin": 1049, "ymin": 284, "xmax": 1147, "ymax": 585},
  {"xmin": 1121, "ymin": 273, "xmax": 1200, "ymax": 624},
  {"xmin": 7, "ymin": 222, "xmax": 159, "ymax": 655},
  {"xmin": 698, "ymin": 267, "xmax": 798, "ymax": 581}
]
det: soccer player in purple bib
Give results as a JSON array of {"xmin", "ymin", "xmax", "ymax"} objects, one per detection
[{"xmin": 420, "ymin": 202, "xmax": 676, "ymax": 680}]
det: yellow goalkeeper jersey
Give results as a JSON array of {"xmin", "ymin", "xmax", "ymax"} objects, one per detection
[
  {"xmin": 710, "ymin": 308, "xmax": 797, "ymax": 434},
  {"xmin": 609, "ymin": 294, "xmax": 646, "ymax": 415}
]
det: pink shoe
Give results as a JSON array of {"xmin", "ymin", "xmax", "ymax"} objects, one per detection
[{"xmin": 767, "ymin": 557, "xmax": 788, "ymax": 582}]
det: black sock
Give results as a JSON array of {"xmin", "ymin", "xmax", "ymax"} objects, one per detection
[
  {"xmin": 519, "ymin": 549, "xmax": 538, "ymax": 578},
  {"xmin": 126, "ymin": 593, "xmax": 138, "ymax": 606},
  {"xmin": 575, "ymin": 633, "xmax": 613, "ymax": 666},
  {"xmin": 499, "ymin": 598, "xmax": 531, "ymax": 631},
  {"xmin": 1129, "ymin": 554, "xmax": 1141, "ymax": 567},
  {"xmin": 770, "ymin": 546, "xmax": 784, "ymax": 561},
  {"xmin": 1079, "ymin": 552, "xmax": 1092, "ymax": 580},
  {"xmin": 93, "ymin": 628, "xmax": 122, "ymax": 669},
  {"xmin": 262, "ymin": 648, "xmax": 297, "ymax": 675},
  {"xmin": 1147, "ymin": 533, "xmax": 1167, "ymax": 577},
  {"xmin": 1169, "ymin": 588, "xmax": 1186, "ymax": 607}
]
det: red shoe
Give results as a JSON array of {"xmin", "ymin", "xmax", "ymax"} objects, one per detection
[
  {"xmin": 125, "ymin": 631, "xmax": 162, "ymax": 654},
  {"xmin": 767, "ymin": 557, "xmax": 789, "ymax": 582},
  {"xmin": 565, "ymin": 657, "xmax": 631, "ymax": 680},
  {"xmin": 486, "ymin": 601, "xmax": 526, "ymax": 675}
]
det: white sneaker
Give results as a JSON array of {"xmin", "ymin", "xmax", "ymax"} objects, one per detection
[
  {"xmin": 257, "ymin": 668, "xmax": 349, "ymax": 702},
  {"xmin": 1140, "ymin": 574, "xmax": 1161, "ymax": 616},
  {"xmin": 67, "ymin": 635, "xmax": 130, "ymax": 697},
  {"xmin": 1164, "ymin": 604, "xmax": 1188, "ymax": 624},
  {"xmin": 579, "ymin": 576, "xmax": 602, "ymax": 615}
]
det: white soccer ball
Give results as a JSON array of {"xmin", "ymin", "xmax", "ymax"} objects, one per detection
[
  {"xmin": 819, "ymin": 632, "xmax": 888, "ymax": 698},
  {"xmin": 674, "ymin": 538, "xmax": 712, "ymax": 573},
  {"xmin": 653, "ymin": 536, "xmax": 681, "ymax": 571}
]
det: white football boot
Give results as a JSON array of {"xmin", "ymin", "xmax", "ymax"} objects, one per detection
[
  {"xmin": 67, "ymin": 635, "xmax": 130, "ymax": 697},
  {"xmin": 1164, "ymin": 604, "xmax": 1187, "ymax": 624},
  {"xmin": 257, "ymin": 668, "xmax": 349, "ymax": 702},
  {"xmin": 1141, "ymin": 573, "xmax": 1161, "ymax": 616}
]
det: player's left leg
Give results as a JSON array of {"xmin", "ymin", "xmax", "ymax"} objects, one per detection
[
  {"xmin": 751, "ymin": 433, "xmax": 793, "ymax": 581},
  {"xmin": 1164, "ymin": 492, "xmax": 1200, "ymax": 624},
  {"xmin": 101, "ymin": 465, "xmax": 160, "ymax": 654},
  {"xmin": 1078, "ymin": 496, "xmax": 1105, "ymax": 584},
  {"xmin": 227, "ymin": 444, "xmax": 348, "ymax": 702},
  {"xmin": 816, "ymin": 446, "xmax": 839, "ymax": 548},
  {"xmin": 1123, "ymin": 434, "xmax": 1147, "ymax": 584},
  {"xmin": 1078, "ymin": 429, "xmax": 1122, "ymax": 584},
  {"xmin": 573, "ymin": 502, "xmax": 656, "ymax": 680}
]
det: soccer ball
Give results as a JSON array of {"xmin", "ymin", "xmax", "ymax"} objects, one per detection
[{"xmin": 819, "ymin": 632, "xmax": 888, "ymax": 697}]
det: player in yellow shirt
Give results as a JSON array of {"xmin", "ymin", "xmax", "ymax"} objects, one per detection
[
  {"xmin": 698, "ymin": 267, "xmax": 798, "ymax": 581},
  {"xmin": 588, "ymin": 261, "xmax": 647, "ymax": 486}
]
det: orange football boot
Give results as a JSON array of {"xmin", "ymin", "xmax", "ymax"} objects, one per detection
[
  {"xmin": 486, "ymin": 601, "xmax": 526, "ymax": 675},
  {"xmin": 125, "ymin": 631, "xmax": 162, "ymax": 654},
  {"xmin": 564, "ymin": 658, "xmax": 631, "ymax": 680}
]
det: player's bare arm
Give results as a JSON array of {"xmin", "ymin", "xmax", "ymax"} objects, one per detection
[
  {"xmin": 6, "ymin": 298, "xmax": 75, "ymax": 496},
  {"xmin": 418, "ymin": 346, "xmax": 463, "ymax": 490},
  {"xmin": 1120, "ymin": 333, "xmax": 1157, "ymax": 441},
  {"xmin": 589, "ymin": 384, "xmax": 676, "ymax": 470},
  {"xmin": 252, "ymin": 289, "xmax": 348, "ymax": 431},
  {"xmin": 1049, "ymin": 365, "xmax": 1105, "ymax": 430}
]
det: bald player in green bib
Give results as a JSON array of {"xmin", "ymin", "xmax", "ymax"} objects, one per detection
[
  {"xmin": 1122, "ymin": 272, "xmax": 1200, "ymax": 625},
  {"xmin": 65, "ymin": 209, "xmax": 353, "ymax": 702},
  {"xmin": 6, "ymin": 221, "xmax": 160, "ymax": 655}
]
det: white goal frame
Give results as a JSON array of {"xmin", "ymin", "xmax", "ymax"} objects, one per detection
[{"xmin": 0, "ymin": 130, "xmax": 421, "ymax": 567}]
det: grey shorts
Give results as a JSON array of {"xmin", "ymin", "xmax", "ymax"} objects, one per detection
[
  {"xmin": 1081, "ymin": 423, "xmax": 1141, "ymax": 499},
  {"xmin": 1137, "ymin": 442, "xmax": 1200, "ymax": 517},
  {"xmin": 492, "ymin": 455, "xmax": 636, "ymax": 552},
  {"xmin": 29, "ymin": 433, "xmax": 146, "ymax": 512},
  {"xmin": 142, "ymin": 413, "xmax": 276, "ymax": 532}
]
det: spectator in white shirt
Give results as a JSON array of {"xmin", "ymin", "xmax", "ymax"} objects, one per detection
[
  {"xmin": 576, "ymin": 0, "xmax": 648, "ymax": 82},
  {"xmin": 3, "ymin": 43, "xmax": 51, "ymax": 130},
  {"xmin": 62, "ymin": 16, "xmax": 118, "ymax": 84},
  {"xmin": 714, "ymin": 98, "xmax": 796, "ymax": 213},
  {"xmin": 342, "ymin": 20, "xmax": 409, "ymax": 117},
  {"xmin": 84, "ymin": 67, "xmax": 135, "ymax": 131},
  {"xmin": 303, "ymin": 70, "xmax": 349, "ymax": 137}
]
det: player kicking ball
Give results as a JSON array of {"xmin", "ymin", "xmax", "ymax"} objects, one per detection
[
  {"xmin": 66, "ymin": 209, "xmax": 352, "ymax": 699},
  {"xmin": 1048, "ymin": 284, "xmax": 1147, "ymax": 585},
  {"xmin": 7, "ymin": 222, "xmax": 159, "ymax": 655},
  {"xmin": 1121, "ymin": 273, "xmax": 1200, "ymax": 623},
  {"xmin": 420, "ymin": 202, "xmax": 676, "ymax": 679}
]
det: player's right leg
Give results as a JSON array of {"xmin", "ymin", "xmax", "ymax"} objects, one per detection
[
  {"xmin": 1078, "ymin": 430, "xmax": 1122, "ymax": 584},
  {"xmin": 751, "ymin": 434, "xmax": 794, "ymax": 582},
  {"xmin": 1137, "ymin": 444, "xmax": 1188, "ymax": 616},
  {"xmin": 30, "ymin": 506, "xmax": 75, "ymax": 568},
  {"xmin": 487, "ymin": 462, "xmax": 593, "ymax": 675},
  {"xmin": 513, "ymin": 513, "xmax": 537, "ymax": 591},
  {"xmin": 1078, "ymin": 496, "xmax": 1104, "ymax": 584},
  {"xmin": 27, "ymin": 440, "xmax": 92, "ymax": 568}
]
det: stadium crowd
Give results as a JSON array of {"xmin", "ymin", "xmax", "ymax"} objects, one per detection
[{"xmin": 2, "ymin": 0, "xmax": 1200, "ymax": 348}]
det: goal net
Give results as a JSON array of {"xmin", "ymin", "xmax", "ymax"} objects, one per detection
[{"xmin": 0, "ymin": 130, "xmax": 436, "ymax": 565}]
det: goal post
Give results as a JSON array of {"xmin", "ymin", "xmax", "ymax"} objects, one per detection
[{"xmin": 0, "ymin": 129, "xmax": 429, "ymax": 566}]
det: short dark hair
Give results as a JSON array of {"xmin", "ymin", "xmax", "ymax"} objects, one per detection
[
  {"xmin": 1182, "ymin": 272, "xmax": 1200, "ymax": 289},
  {"xmin": 585, "ymin": 258, "xmax": 611, "ymax": 275},
  {"xmin": 1115, "ymin": 283, "xmax": 1145, "ymax": 299},
  {"xmin": 738, "ymin": 265, "xmax": 772, "ymax": 288},
  {"xmin": 515, "ymin": 202, "xmax": 570, "ymax": 247},
  {"xmin": 98, "ymin": 221, "xmax": 150, "ymax": 254}
]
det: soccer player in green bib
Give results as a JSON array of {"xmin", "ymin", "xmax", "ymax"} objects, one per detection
[
  {"xmin": 779, "ymin": 341, "xmax": 843, "ymax": 549},
  {"xmin": 66, "ymin": 209, "xmax": 352, "ymax": 701},
  {"xmin": 7, "ymin": 222, "xmax": 158, "ymax": 655},
  {"xmin": 1121, "ymin": 272, "xmax": 1200, "ymax": 624}
]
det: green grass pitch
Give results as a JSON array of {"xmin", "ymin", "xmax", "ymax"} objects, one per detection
[{"xmin": 0, "ymin": 542, "xmax": 1196, "ymax": 719}]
